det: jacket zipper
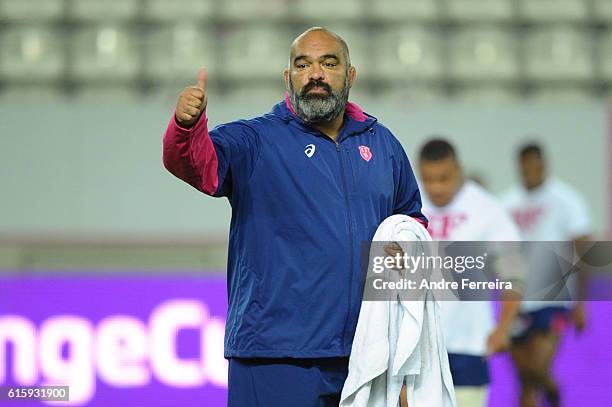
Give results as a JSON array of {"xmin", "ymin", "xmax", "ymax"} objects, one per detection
[{"xmin": 336, "ymin": 140, "xmax": 355, "ymax": 351}]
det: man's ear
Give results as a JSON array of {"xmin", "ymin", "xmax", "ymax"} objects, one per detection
[
  {"xmin": 348, "ymin": 65, "xmax": 356, "ymax": 88},
  {"xmin": 283, "ymin": 69, "xmax": 290, "ymax": 88}
]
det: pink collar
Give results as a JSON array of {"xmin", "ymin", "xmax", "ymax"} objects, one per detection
[{"xmin": 284, "ymin": 91, "xmax": 367, "ymax": 122}]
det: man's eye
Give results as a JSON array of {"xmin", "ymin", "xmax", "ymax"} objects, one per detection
[
  {"xmin": 324, "ymin": 62, "xmax": 337, "ymax": 68},
  {"xmin": 296, "ymin": 64, "xmax": 307, "ymax": 69}
]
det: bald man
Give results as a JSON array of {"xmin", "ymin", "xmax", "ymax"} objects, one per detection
[{"xmin": 163, "ymin": 28, "xmax": 427, "ymax": 406}]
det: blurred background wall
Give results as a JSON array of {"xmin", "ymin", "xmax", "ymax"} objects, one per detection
[{"xmin": 0, "ymin": 0, "xmax": 611, "ymax": 270}]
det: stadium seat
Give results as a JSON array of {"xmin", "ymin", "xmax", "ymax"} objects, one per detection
[
  {"xmin": 69, "ymin": 24, "xmax": 140, "ymax": 83},
  {"xmin": 369, "ymin": 0, "xmax": 439, "ymax": 21},
  {"xmin": 142, "ymin": 0, "xmax": 213, "ymax": 21},
  {"xmin": 0, "ymin": 84, "xmax": 64, "ymax": 100},
  {"xmin": 143, "ymin": 23, "xmax": 215, "ymax": 83},
  {"xmin": 0, "ymin": 0, "xmax": 64, "ymax": 21},
  {"xmin": 593, "ymin": 0, "xmax": 612, "ymax": 23},
  {"xmin": 0, "ymin": 25, "xmax": 65, "ymax": 82},
  {"xmin": 292, "ymin": 0, "xmax": 362, "ymax": 20},
  {"xmin": 524, "ymin": 26, "xmax": 594, "ymax": 82},
  {"xmin": 383, "ymin": 83, "xmax": 447, "ymax": 104},
  {"xmin": 223, "ymin": 83, "xmax": 286, "ymax": 106},
  {"xmin": 448, "ymin": 26, "xmax": 519, "ymax": 82},
  {"xmin": 73, "ymin": 85, "xmax": 140, "ymax": 101},
  {"xmin": 453, "ymin": 85, "xmax": 521, "ymax": 103},
  {"xmin": 148, "ymin": 83, "xmax": 182, "ymax": 100},
  {"xmin": 444, "ymin": 0, "xmax": 515, "ymax": 22},
  {"xmin": 517, "ymin": 0, "xmax": 589, "ymax": 22},
  {"xmin": 219, "ymin": 0, "xmax": 290, "ymax": 20},
  {"xmin": 220, "ymin": 25, "xmax": 290, "ymax": 80},
  {"xmin": 373, "ymin": 26, "xmax": 443, "ymax": 82},
  {"xmin": 597, "ymin": 30, "xmax": 612, "ymax": 81},
  {"xmin": 529, "ymin": 85, "xmax": 595, "ymax": 102},
  {"xmin": 68, "ymin": 0, "xmax": 139, "ymax": 21}
]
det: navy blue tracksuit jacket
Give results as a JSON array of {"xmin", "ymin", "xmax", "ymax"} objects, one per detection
[{"xmin": 163, "ymin": 93, "xmax": 427, "ymax": 358}]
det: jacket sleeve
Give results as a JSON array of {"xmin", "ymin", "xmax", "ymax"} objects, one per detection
[
  {"xmin": 393, "ymin": 142, "xmax": 428, "ymax": 227},
  {"xmin": 162, "ymin": 110, "xmax": 260, "ymax": 198}
]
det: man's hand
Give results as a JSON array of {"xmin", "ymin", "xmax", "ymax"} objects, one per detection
[
  {"xmin": 384, "ymin": 242, "xmax": 403, "ymax": 259},
  {"xmin": 175, "ymin": 67, "xmax": 208, "ymax": 128},
  {"xmin": 486, "ymin": 326, "xmax": 511, "ymax": 355},
  {"xmin": 384, "ymin": 242, "xmax": 405, "ymax": 276}
]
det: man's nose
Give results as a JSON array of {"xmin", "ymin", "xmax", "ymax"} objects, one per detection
[{"xmin": 309, "ymin": 63, "xmax": 324, "ymax": 81}]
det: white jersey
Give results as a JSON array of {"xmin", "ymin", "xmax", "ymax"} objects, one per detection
[
  {"xmin": 422, "ymin": 180, "xmax": 521, "ymax": 356},
  {"xmin": 500, "ymin": 178, "xmax": 591, "ymax": 241},
  {"xmin": 501, "ymin": 178, "xmax": 591, "ymax": 311}
]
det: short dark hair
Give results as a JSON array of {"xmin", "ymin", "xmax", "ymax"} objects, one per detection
[
  {"xmin": 518, "ymin": 143, "xmax": 544, "ymax": 160},
  {"xmin": 419, "ymin": 138, "xmax": 457, "ymax": 162}
]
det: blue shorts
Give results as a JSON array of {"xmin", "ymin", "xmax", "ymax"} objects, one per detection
[
  {"xmin": 227, "ymin": 357, "xmax": 349, "ymax": 407},
  {"xmin": 447, "ymin": 353, "xmax": 490, "ymax": 386},
  {"xmin": 512, "ymin": 306, "xmax": 570, "ymax": 344}
]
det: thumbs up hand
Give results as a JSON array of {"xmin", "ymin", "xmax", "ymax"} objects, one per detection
[{"xmin": 175, "ymin": 67, "xmax": 208, "ymax": 128}]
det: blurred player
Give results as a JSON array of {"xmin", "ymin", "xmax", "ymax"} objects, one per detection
[
  {"xmin": 414, "ymin": 138, "xmax": 522, "ymax": 407},
  {"xmin": 502, "ymin": 143, "xmax": 591, "ymax": 407}
]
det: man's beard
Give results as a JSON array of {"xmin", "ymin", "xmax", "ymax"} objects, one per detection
[{"xmin": 288, "ymin": 75, "xmax": 350, "ymax": 124}]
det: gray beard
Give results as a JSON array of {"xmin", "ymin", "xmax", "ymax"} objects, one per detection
[{"xmin": 288, "ymin": 77, "xmax": 349, "ymax": 124}]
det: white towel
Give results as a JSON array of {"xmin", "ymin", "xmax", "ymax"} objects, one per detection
[{"xmin": 340, "ymin": 215, "xmax": 456, "ymax": 407}]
